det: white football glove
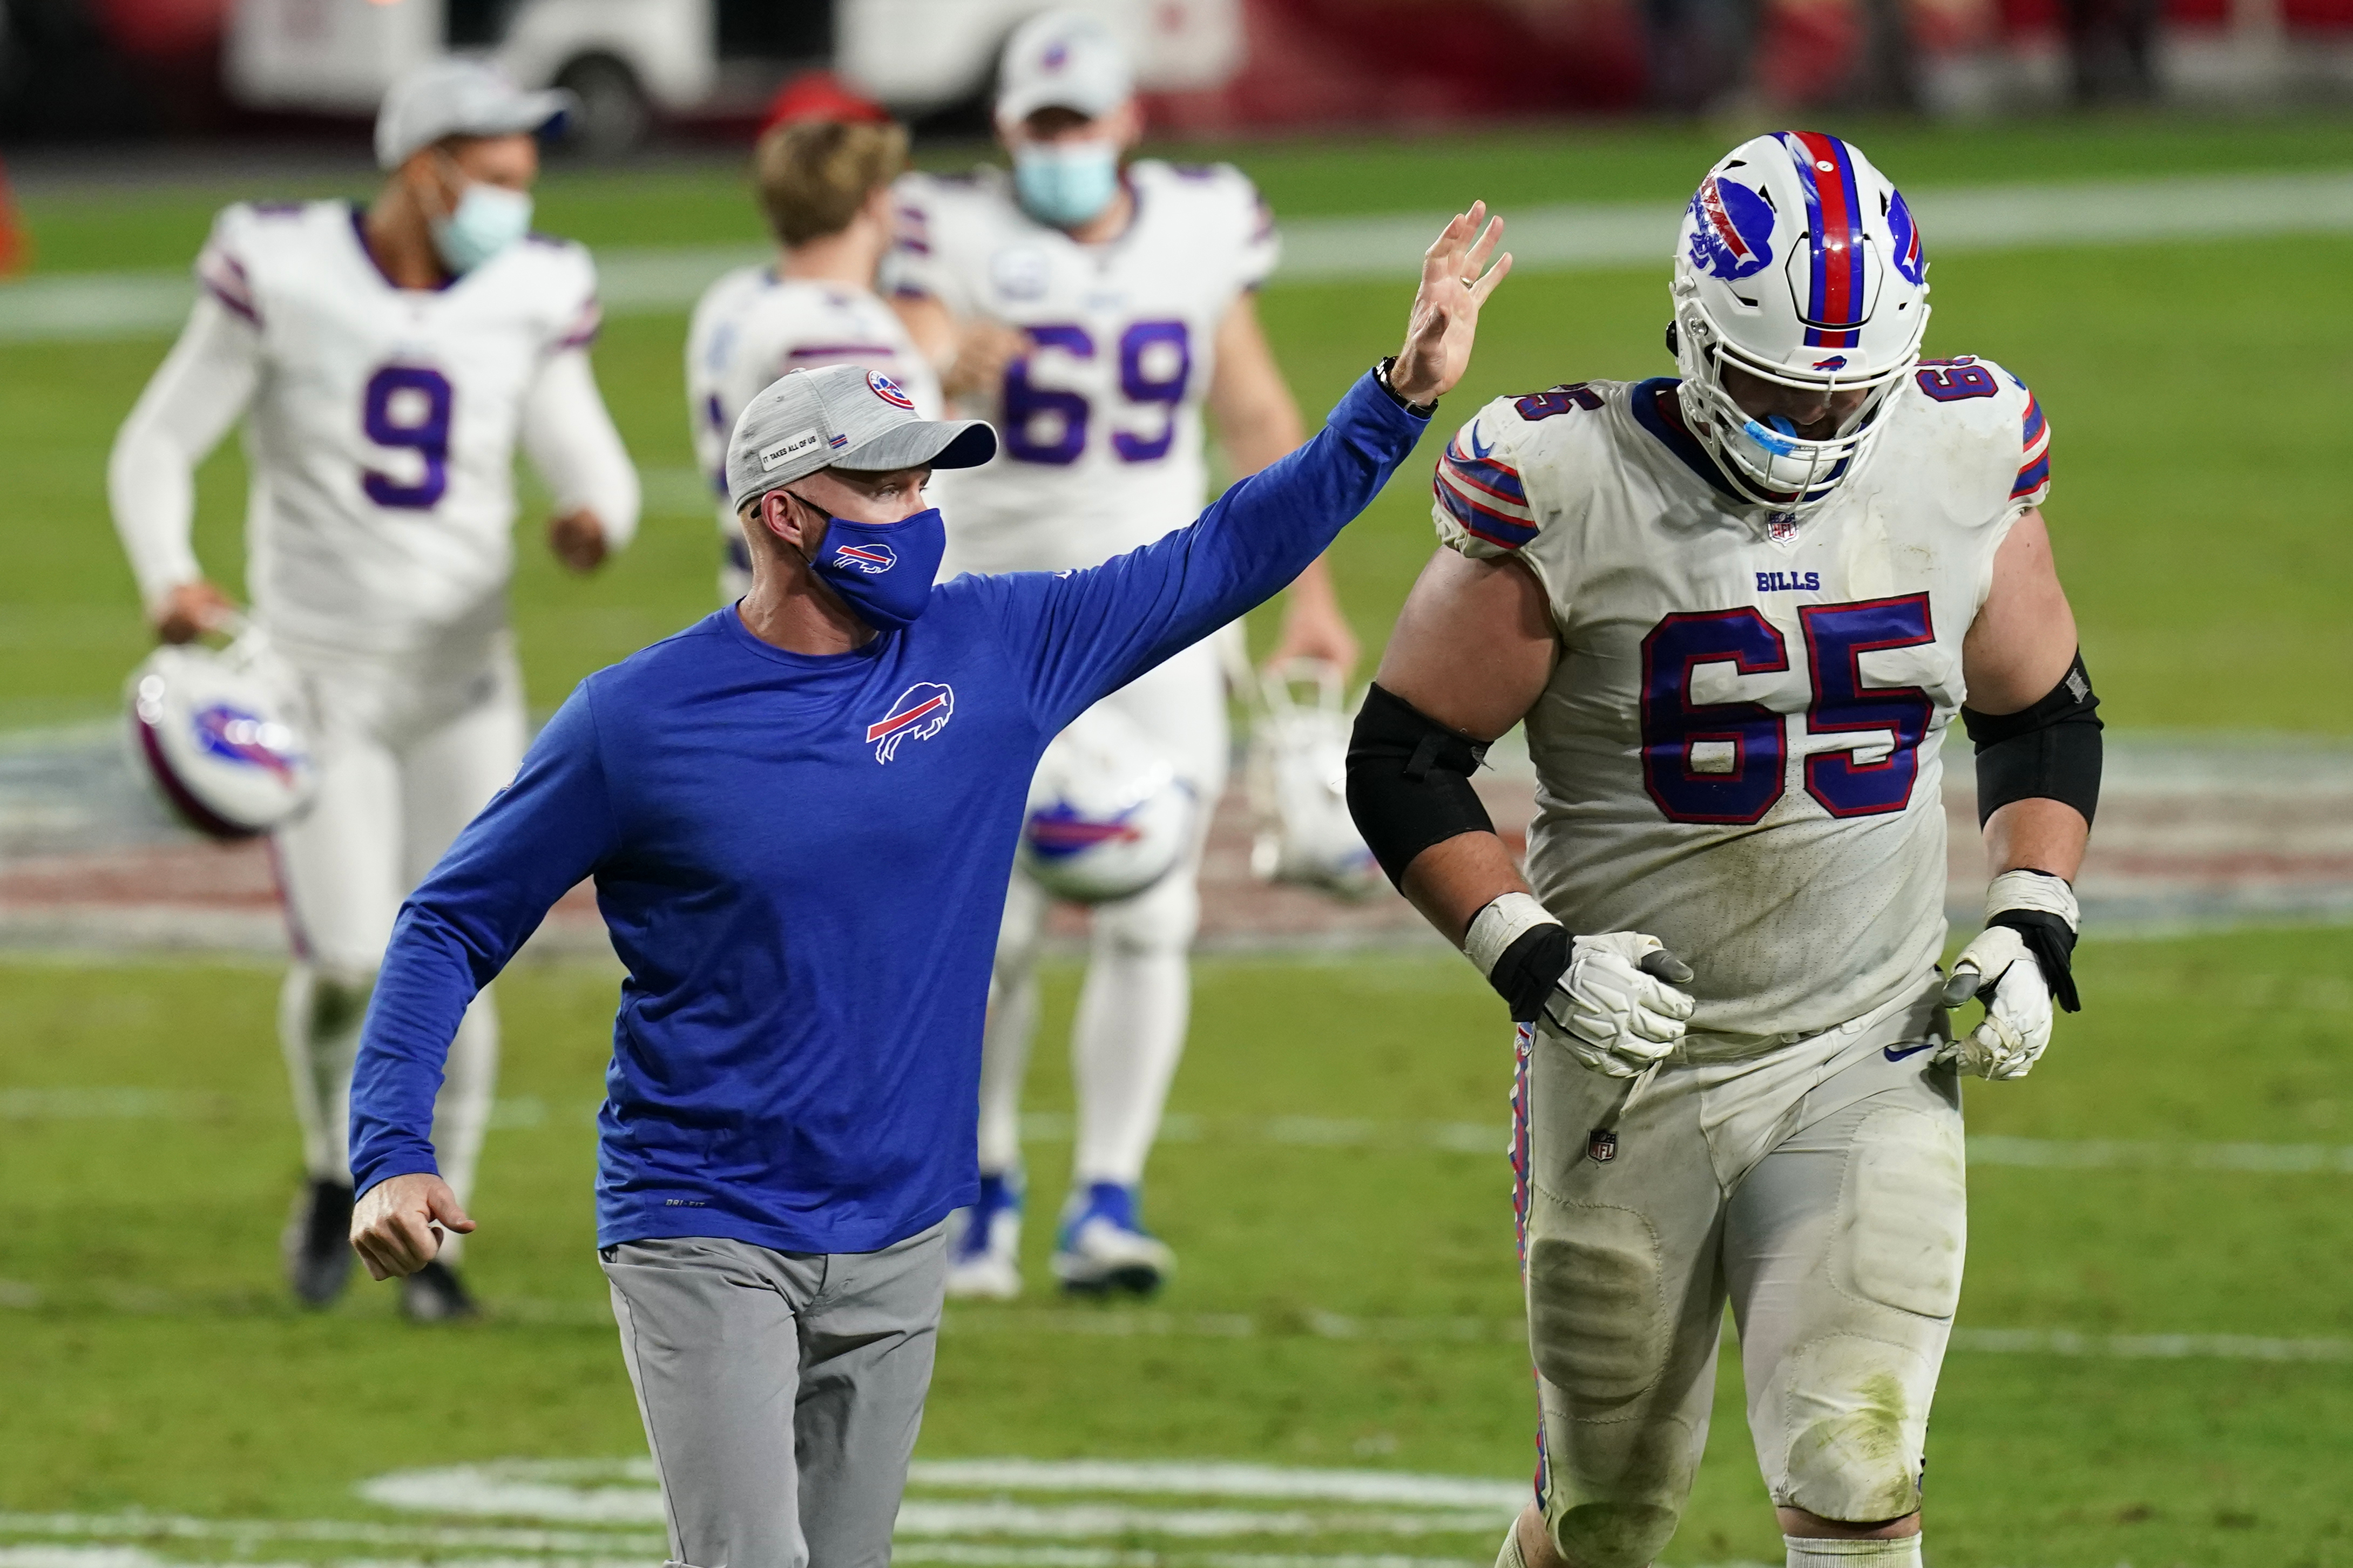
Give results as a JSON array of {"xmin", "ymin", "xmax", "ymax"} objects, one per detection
[
  {"xmin": 1938, "ymin": 868, "xmax": 2081, "ymax": 1082},
  {"xmin": 1465, "ymin": 895, "xmax": 1696, "ymax": 1080},
  {"xmin": 1543, "ymin": 931, "xmax": 1697, "ymax": 1078}
]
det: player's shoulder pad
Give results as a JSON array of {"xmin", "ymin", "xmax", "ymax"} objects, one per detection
[
  {"xmin": 1431, "ymin": 395, "xmax": 1540, "ymax": 556},
  {"xmin": 1430, "ymin": 381, "xmax": 1633, "ymax": 559},
  {"xmin": 888, "ymin": 165, "xmax": 1009, "ymax": 270},
  {"xmin": 1132, "ymin": 158, "xmax": 1269, "ymax": 230},
  {"xmin": 193, "ymin": 201, "xmax": 309, "ymax": 327},
  {"xmin": 1909, "ymin": 354, "xmax": 2049, "ymax": 512}
]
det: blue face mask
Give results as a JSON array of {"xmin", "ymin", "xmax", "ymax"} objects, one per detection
[
  {"xmin": 1012, "ymin": 141, "xmax": 1120, "ymax": 229},
  {"xmin": 429, "ymin": 179, "xmax": 533, "ymax": 274},
  {"xmin": 797, "ymin": 498, "xmax": 947, "ymax": 633}
]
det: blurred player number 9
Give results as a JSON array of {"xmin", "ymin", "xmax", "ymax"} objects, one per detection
[
  {"xmin": 1002, "ymin": 321, "xmax": 1191, "ymax": 465},
  {"xmin": 361, "ymin": 365, "xmax": 455, "ymax": 510},
  {"xmin": 1639, "ymin": 594, "xmax": 1937, "ymax": 824}
]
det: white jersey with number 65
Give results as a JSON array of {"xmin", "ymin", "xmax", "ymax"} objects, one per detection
[
  {"xmin": 110, "ymin": 200, "xmax": 637, "ymax": 656},
  {"xmin": 885, "ymin": 160, "xmax": 1277, "ymax": 576},
  {"xmin": 1434, "ymin": 361, "xmax": 2053, "ymax": 1051}
]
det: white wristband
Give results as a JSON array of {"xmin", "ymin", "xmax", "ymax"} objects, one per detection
[
  {"xmin": 1464, "ymin": 892, "xmax": 1561, "ymax": 980},
  {"xmin": 1985, "ymin": 868, "xmax": 2079, "ymax": 933}
]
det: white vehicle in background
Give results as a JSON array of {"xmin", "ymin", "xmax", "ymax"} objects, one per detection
[
  {"xmin": 225, "ymin": 0, "xmax": 830, "ymax": 155},
  {"xmin": 837, "ymin": 0, "xmax": 1241, "ymax": 113},
  {"xmin": 222, "ymin": 0, "xmax": 1241, "ymax": 155}
]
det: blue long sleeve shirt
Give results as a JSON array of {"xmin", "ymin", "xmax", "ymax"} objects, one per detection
[{"xmin": 347, "ymin": 371, "xmax": 1426, "ymax": 1255}]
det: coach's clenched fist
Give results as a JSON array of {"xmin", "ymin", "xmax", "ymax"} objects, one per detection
[{"xmin": 351, "ymin": 1172, "xmax": 475, "ymax": 1280}]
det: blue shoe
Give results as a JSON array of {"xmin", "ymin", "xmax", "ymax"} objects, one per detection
[
  {"xmin": 1051, "ymin": 1181, "xmax": 1174, "ymax": 1297},
  {"xmin": 944, "ymin": 1169, "xmax": 1023, "ymax": 1300}
]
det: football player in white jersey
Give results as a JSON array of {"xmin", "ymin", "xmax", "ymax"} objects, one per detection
[
  {"xmin": 688, "ymin": 86, "xmax": 1026, "ymax": 605},
  {"xmin": 888, "ymin": 9, "xmax": 1361, "ymax": 1299},
  {"xmin": 107, "ymin": 60, "xmax": 640, "ymax": 1322},
  {"xmin": 1348, "ymin": 134, "xmax": 2099, "ymax": 1568}
]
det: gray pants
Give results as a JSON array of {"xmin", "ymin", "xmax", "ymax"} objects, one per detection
[{"xmin": 601, "ymin": 1225, "xmax": 948, "ymax": 1568}]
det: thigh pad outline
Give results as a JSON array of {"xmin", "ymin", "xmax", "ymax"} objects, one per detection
[
  {"xmin": 1525, "ymin": 1187, "xmax": 1668, "ymax": 1407},
  {"xmin": 1837, "ymin": 1105, "xmax": 1966, "ymax": 1321}
]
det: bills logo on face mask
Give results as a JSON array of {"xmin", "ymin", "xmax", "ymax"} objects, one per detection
[
  {"xmin": 803, "ymin": 504, "xmax": 947, "ymax": 633},
  {"xmin": 833, "ymin": 541, "xmax": 897, "ymax": 575}
]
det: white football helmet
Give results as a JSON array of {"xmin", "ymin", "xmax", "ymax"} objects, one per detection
[
  {"xmin": 1671, "ymin": 131, "xmax": 1930, "ymax": 513},
  {"xmin": 125, "ymin": 622, "xmax": 317, "ymax": 840},
  {"xmin": 1245, "ymin": 661, "xmax": 1379, "ymax": 901},
  {"xmin": 1017, "ymin": 703, "xmax": 1195, "ymax": 905}
]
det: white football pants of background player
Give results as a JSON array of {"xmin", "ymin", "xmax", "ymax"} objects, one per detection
[
  {"xmin": 975, "ymin": 636, "xmax": 1227, "ymax": 1192},
  {"xmin": 274, "ymin": 628, "xmax": 527, "ymax": 1262}
]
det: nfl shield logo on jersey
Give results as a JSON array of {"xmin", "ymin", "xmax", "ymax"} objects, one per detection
[
  {"xmin": 1767, "ymin": 512, "xmax": 1803, "ymax": 544},
  {"xmin": 1587, "ymin": 1128, "xmax": 1619, "ymax": 1164}
]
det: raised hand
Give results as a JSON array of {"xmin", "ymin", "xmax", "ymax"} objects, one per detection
[{"xmin": 1390, "ymin": 202, "xmax": 1512, "ymax": 407}]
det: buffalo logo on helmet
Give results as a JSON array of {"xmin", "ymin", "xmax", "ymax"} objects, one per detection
[
  {"xmin": 192, "ymin": 702, "xmax": 303, "ymax": 784},
  {"xmin": 1023, "ymin": 800, "xmax": 1145, "ymax": 858},
  {"xmin": 1810, "ymin": 355, "xmax": 1849, "ymax": 371},
  {"xmin": 866, "ymin": 682, "xmax": 955, "ymax": 763},
  {"xmin": 1887, "ymin": 188, "xmax": 1928, "ymax": 287},
  {"xmin": 1688, "ymin": 175, "xmax": 1775, "ymax": 282},
  {"xmin": 866, "ymin": 369, "xmax": 915, "ymax": 410},
  {"xmin": 833, "ymin": 541, "xmax": 897, "ymax": 575}
]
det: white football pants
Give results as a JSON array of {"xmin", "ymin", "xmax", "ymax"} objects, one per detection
[
  {"xmin": 1516, "ymin": 980, "xmax": 1962, "ymax": 1568},
  {"xmin": 976, "ymin": 637, "xmax": 1229, "ymax": 1190},
  {"xmin": 270, "ymin": 629, "xmax": 528, "ymax": 1262}
]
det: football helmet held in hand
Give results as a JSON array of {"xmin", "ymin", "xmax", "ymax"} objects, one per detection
[
  {"xmin": 125, "ymin": 620, "xmax": 317, "ymax": 839},
  {"xmin": 1017, "ymin": 703, "xmax": 1195, "ymax": 905}
]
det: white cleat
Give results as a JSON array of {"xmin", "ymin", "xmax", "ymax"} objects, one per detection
[
  {"xmin": 944, "ymin": 1170, "xmax": 1023, "ymax": 1301},
  {"xmin": 1051, "ymin": 1182, "xmax": 1175, "ymax": 1297}
]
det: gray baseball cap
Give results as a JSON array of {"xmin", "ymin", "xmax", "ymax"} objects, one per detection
[
  {"xmin": 375, "ymin": 58, "xmax": 577, "ymax": 170},
  {"xmin": 996, "ymin": 9, "xmax": 1133, "ymax": 123},
  {"xmin": 726, "ymin": 364, "xmax": 998, "ymax": 511}
]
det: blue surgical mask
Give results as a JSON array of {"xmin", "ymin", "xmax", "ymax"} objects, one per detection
[
  {"xmin": 797, "ymin": 498, "xmax": 947, "ymax": 633},
  {"xmin": 429, "ymin": 179, "xmax": 533, "ymax": 274},
  {"xmin": 1012, "ymin": 141, "xmax": 1120, "ymax": 229}
]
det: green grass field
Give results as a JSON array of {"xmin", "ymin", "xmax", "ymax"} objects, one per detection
[
  {"xmin": 2, "ymin": 118, "xmax": 2350, "ymax": 1568},
  {"xmin": 4, "ymin": 932, "xmax": 2351, "ymax": 1566}
]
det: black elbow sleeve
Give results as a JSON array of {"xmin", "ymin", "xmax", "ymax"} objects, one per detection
[
  {"xmin": 1963, "ymin": 649, "xmax": 2104, "ymax": 827},
  {"xmin": 1344, "ymin": 683, "xmax": 1497, "ymax": 889}
]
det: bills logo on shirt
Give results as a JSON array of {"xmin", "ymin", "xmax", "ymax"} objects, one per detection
[
  {"xmin": 833, "ymin": 542, "xmax": 896, "ymax": 575},
  {"xmin": 866, "ymin": 682, "xmax": 954, "ymax": 763},
  {"xmin": 867, "ymin": 370, "xmax": 915, "ymax": 410}
]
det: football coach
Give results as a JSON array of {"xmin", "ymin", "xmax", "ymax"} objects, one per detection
[{"xmin": 346, "ymin": 208, "xmax": 1509, "ymax": 1568}]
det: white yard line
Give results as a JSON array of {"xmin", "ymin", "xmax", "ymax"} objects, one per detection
[
  {"xmin": 9, "ymin": 1092, "xmax": 2353, "ymax": 1177},
  {"xmin": 8, "ymin": 171, "xmax": 2353, "ymax": 343}
]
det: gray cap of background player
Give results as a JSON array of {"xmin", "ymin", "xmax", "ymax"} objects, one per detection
[
  {"xmin": 726, "ymin": 364, "xmax": 998, "ymax": 512},
  {"xmin": 996, "ymin": 8, "xmax": 1133, "ymax": 123},
  {"xmin": 375, "ymin": 58, "xmax": 577, "ymax": 170}
]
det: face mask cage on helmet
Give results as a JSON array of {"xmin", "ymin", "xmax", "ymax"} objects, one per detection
[{"xmin": 1672, "ymin": 289, "xmax": 1928, "ymax": 514}]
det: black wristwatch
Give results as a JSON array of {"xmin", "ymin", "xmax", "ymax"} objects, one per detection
[{"xmin": 1375, "ymin": 356, "xmax": 1439, "ymax": 418}]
